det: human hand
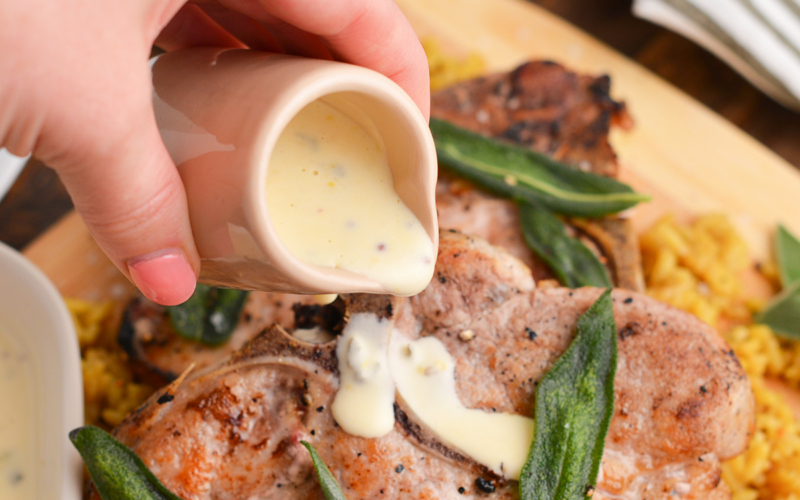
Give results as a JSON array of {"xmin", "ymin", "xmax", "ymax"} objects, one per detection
[{"xmin": 0, "ymin": 0, "xmax": 429, "ymax": 305}]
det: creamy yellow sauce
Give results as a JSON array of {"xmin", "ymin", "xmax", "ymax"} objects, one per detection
[
  {"xmin": 331, "ymin": 314, "xmax": 396, "ymax": 438},
  {"xmin": 388, "ymin": 334, "xmax": 535, "ymax": 479},
  {"xmin": 330, "ymin": 313, "xmax": 535, "ymax": 479},
  {"xmin": 0, "ymin": 330, "xmax": 37, "ymax": 499},
  {"xmin": 265, "ymin": 100, "xmax": 435, "ymax": 296}
]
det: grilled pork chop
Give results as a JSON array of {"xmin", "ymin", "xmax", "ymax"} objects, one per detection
[
  {"xmin": 105, "ymin": 231, "xmax": 753, "ymax": 500},
  {"xmin": 432, "ymin": 60, "xmax": 643, "ymax": 291},
  {"xmin": 431, "ymin": 60, "xmax": 630, "ymax": 177}
]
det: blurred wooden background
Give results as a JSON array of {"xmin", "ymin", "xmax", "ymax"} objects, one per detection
[{"xmin": 1, "ymin": 0, "xmax": 799, "ymax": 250}]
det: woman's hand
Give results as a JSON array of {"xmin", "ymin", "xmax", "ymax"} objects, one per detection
[{"xmin": 0, "ymin": 0, "xmax": 429, "ymax": 305}]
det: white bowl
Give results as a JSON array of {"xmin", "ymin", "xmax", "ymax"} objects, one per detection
[{"xmin": 0, "ymin": 241, "xmax": 83, "ymax": 499}]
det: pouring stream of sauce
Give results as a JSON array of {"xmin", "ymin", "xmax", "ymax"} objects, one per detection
[{"xmin": 331, "ymin": 314, "xmax": 396, "ymax": 438}]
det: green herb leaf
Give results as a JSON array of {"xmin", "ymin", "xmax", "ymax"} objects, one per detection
[
  {"xmin": 755, "ymin": 280, "xmax": 800, "ymax": 340},
  {"xmin": 520, "ymin": 289, "xmax": 617, "ymax": 500},
  {"xmin": 301, "ymin": 441, "xmax": 348, "ymax": 500},
  {"xmin": 167, "ymin": 285, "xmax": 249, "ymax": 345},
  {"xmin": 775, "ymin": 224, "xmax": 800, "ymax": 288},
  {"xmin": 69, "ymin": 425, "xmax": 183, "ymax": 500},
  {"xmin": 519, "ymin": 203, "xmax": 612, "ymax": 288},
  {"xmin": 431, "ymin": 118, "xmax": 650, "ymax": 218}
]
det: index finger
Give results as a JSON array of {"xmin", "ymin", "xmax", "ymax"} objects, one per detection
[{"xmin": 214, "ymin": 0, "xmax": 430, "ymax": 119}]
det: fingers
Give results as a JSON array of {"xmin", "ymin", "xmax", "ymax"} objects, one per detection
[
  {"xmin": 216, "ymin": 0, "xmax": 430, "ymax": 118},
  {"xmin": 0, "ymin": 0, "xmax": 199, "ymax": 306},
  {"xmin": 196, "ymin": 3, "xmax": 282, "ymax": 53},
  {"xmin": 156, "ymin": 3, "xmax": 244, "ymax": 51},
  {"xmin": 256, "ymin": 15, "xmax": 332, "ymax": 60},
  {"xmin": 50, "ymin": 95, "xmax": 200, "ymax": 306},
  {"xmin": 158, "ymin": 4, "xmax": 331, "ymax": 61}
]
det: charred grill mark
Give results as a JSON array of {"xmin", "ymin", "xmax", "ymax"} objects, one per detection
[
  {"xmin": 118, "ymin": 298, "xmax": 178, "ymax": 382},
  {"xmin": 186, "ymin": 386, "xmax": 241, "ymax": 427},
  {"xmin": 157, "ymin": 393, "xmax": 175, "ymax": 405},
  {"xmin": 677, "ymin": 398, "xmax": 705, "ymax": 420},
  {"xmin": 292, "ymin": 298, "xmax": 346, "ymax": 335},
  {"xmin": 475, "ymin": 477, "xmax": 496, "ymax": 494},
  {"xmin": 432, "ymin": 60, "xmax": 626, "ymax": 179},
  {"xmin": 184, "ymin": 385, "xmax": 250, "ymax": 450},
  {"xmin": 619, "ymin": 323, "xmax": 640, "ymax": 341},
  {"xmin": 588, "ymin": 75, "xmax": 626, "ymax": 115},
  {"xmin": 344, "ymin": 294, "xmax": 398, "ymax": 320},
  {"xmin": 585, "ymin": 109, "xmax": 611, "ymax": 146},
  {"xmin": 588, "ymin": 75, "xmax": 611, "ymax": 100}
]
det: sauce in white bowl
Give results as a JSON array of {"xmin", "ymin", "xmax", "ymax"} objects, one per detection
[
  {"xmin": 0, "ymin": 330, "xmax": 38, "ymax": 498},
  {"xmin": 0, "ymin": 242, "xmax": 83, "ymax": 500}
]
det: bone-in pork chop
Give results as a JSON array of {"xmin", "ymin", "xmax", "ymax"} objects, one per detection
[{"xmin": 105, "ymin": 231, "xmax": 753, "ymax": 500}]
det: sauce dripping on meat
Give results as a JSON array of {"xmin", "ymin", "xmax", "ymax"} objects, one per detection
[{"xmin": 332, "ymin": 313, "xmax": 534, "ymax": 478}]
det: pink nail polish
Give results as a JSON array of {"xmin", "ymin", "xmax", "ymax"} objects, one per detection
[{"xmin": 128, "ymin": 249, "xmax": 196, "ymax": 306}]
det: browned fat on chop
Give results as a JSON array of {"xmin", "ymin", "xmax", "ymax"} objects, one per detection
[
  {"xmin": 119, "ymin": 292, "xmax": 328, "ymax": 381},
  {"xmin": 432, "ymin": 60, "xmax": 643, "ymax": 290},
  {"xmin": 105, "ymin": 231, "xmax": 753, "ymax": 500}
]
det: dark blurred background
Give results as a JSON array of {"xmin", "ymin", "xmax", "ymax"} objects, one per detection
[{"xmin": 1, "ymin": 0, "xmax": 798, "ymax": 250}]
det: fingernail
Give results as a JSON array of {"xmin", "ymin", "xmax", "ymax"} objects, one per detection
[{"xmin": 127, "ymin": 249, "xmax": 196, "ymax": 306}]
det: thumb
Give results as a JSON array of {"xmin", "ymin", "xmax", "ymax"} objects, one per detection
[{"xmin": 50, "ymin": 101, "xmax": 199, "ymax": 306}]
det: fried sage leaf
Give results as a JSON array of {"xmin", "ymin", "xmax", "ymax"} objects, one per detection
[
  {"xmin": 301, "ymin": 441, "xmax": 348, "ymax": 500},
  {"xmin": 520, "ymin": 289, "xmax": 617, "ymax": 500},
  {"xmin": 776, "ymin": 224, "xmax": 800, "ymax": 287},
  {"xmin": 431, "ymin": 118, "xmax": 649, "ymax": 218},
  {"xmin": 167, "ymin": 285, "xmax": 249, "ymax": 345},
  {"xmin": 755, "ymin": 225, "xmax": 800, "ymax": 340},
  {"xmin": 755, "ymin": 280, "xmax": 800, "ymax": 340},
  {"xmin": 69, "ymin": 425, "xmax": 183, "ymax": 500},
  {"xmin": 519, "ymin": 203, "xmax": 612, "ymax": 288}
]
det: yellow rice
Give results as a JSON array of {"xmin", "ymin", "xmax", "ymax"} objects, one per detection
[
  {"xmin": 66, "ymin": 298, "xmax": 155, "ymax": 429},
  {"xmin": 423, "ymin": 38, "xmax": 485, "ymax": 92}
]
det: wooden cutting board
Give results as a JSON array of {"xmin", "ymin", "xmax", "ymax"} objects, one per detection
[{"xmin": 22, "ymin": 0, "xmax": 800, "ymax": 320}]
